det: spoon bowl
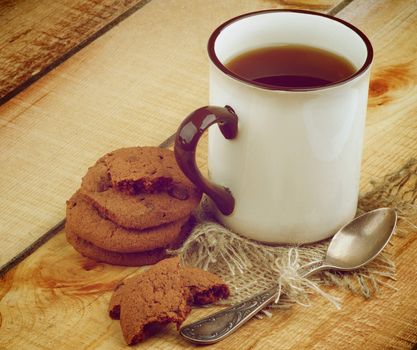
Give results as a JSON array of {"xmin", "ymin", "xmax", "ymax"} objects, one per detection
[{"xmin": 324, "ymin": 207, "xmax": 397, "ymax": 270}]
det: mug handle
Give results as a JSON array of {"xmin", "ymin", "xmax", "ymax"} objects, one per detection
[{"xmin": 174, "ymin": 105, "xmax": 238, "ymax": 215}]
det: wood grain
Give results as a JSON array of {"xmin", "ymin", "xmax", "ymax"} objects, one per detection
[
  {"xmin": 1, "ymin": 0, "xmax": 417, "ymax": 349},
  {"xmin": 0, "ymin": 0, "xmax": 151, "ymax": 103},
  {"xmin": 0, "ymin": 139, "xmax": 416, "ymax": 348},
  {"xmin": 339, "ymin": 0, "xmax": 417, "ymax": 192},
  {"xmin": 1, "ymin": 138, "xmax": 415, "ymax": 350},
  {"xmin": 1, "ymin": 228, "xmax": 414, "ymax": 350},
  {"xmin": 0, "ymin": 0, "xmax": 339, "ymax": 104},
  {"xmin": 0, "ymin": 0, "xmax": 341, "ymax": 270}
]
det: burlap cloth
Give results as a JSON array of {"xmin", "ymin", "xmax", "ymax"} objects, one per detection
[{"xmin": 172, "ymin": 159, "xmax": 417, "ymax": 310}]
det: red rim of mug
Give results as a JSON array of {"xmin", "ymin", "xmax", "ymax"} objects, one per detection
[{"xmin": 207, "ymin": 9, "xmax": 374, "ymax": 92}]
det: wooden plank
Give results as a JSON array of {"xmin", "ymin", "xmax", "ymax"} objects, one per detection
[
  {"xmin": 1, "ymin": 231, "xmax": 415, "ymax": 350},
  {"xmin": 0, "ymin": 0, "xmax": 341, "ymax": 270},
  {"xmin": 0, "ymin": 0, "xmax": 151, "ymax": 102},
  {"xmin": 343, "ymin": 0, "xmax": 417, "ymax": 191},
  {"xmin": 0, "ymin": 0, "xmax": 339, "ymax": 104},
  {"xmin": 1, "ymin": 0, "xmax": 417, "ymax": 349}
]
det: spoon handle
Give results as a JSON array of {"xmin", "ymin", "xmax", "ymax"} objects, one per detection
[
  {"xmin": 299, "ymin": 261, "xmax": 330, "ymax": 278},
  {"xmin": 180, "ymin": 262, "xmax": 329, "ymax": 344},
  {"xmin": 180, "ymin": 286, "xmax": 279, "ymax": 344}
]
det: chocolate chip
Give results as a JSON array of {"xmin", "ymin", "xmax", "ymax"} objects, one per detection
[{"xmin": 168, "ymin": 185, "xmax": 189, "ymax": 200}]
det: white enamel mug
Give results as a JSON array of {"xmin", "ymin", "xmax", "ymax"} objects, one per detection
[{"xmin": 175, "ymin": 10, "xmax": 373, "ymax": 244}]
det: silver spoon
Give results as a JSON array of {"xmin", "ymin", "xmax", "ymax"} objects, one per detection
[{"xmin": 180, "ymin": 208, "xmax": 397, "ymax": 344}]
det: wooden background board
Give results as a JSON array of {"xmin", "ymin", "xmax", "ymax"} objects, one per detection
[
  {"xmin": 342, "ymin": 0, "xmax": 417, "ymax": 190},
  {"xmin": 0, "ymin": 0, "xmax": 341, "ymax": 271},
  {"xmin": 0, "ymin": 0, "xmax": 151, "ymax": 102},
  {"xmin": 0, "ymin": 229, "xmax": 415, "ymax": 350},
  {"xmin": 0, "ymin": 0, "xmax": 416, "ymax": 349}
]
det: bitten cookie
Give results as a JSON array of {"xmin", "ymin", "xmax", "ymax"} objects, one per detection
[
  {"xmin": 66, "ymin": 191, "xmax": 190, "ymax": 253},
  {"xmin": 180, "ymin": 267, "xmax": 230, "ymax": 305},
  {"xmin": 80, "ymin": 150, "xmax": 201, "ymax": 230},
  {"xmin": 119, "ymin": 258, "xmax": 192, "ymax": 345},
  {"xmin": 108, "ymin": 264, "xmax": 230, "ymax": 320},
  {"xmin": 105, "ymin": 147, "xmax": 180, "ymax": 194},
  {"xmin": 66, "ymin": 229, "xmax": 183, "ymax": 267}
]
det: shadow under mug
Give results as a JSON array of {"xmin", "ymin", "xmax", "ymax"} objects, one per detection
[{"xmin": 174, "ymin": 10, "xmax": 373, "ymax": 244}]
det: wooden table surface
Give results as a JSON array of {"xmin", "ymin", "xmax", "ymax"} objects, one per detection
[{"xmin": 0, "ymin": 0, "xmax": 416, "ymax": 349}]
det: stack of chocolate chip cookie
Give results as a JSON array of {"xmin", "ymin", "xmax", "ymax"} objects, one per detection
[{"xmin": 65, "ymin": 147, "xmax": 202, "ymax": 266}]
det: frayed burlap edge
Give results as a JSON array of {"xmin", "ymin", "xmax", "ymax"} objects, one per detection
[{"xmin": 170, "ymin": 158, "xmax": 417, "ymax": 310}]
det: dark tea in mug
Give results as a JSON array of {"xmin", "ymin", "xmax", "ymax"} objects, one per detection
[{"xmin": 225, "ymin": 44, "xmax": 356, "ymax": 89}]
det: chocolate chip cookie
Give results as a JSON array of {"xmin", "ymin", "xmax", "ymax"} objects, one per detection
[
  {"xmin": 80, "ymin": 149, "xmax": 201, "ymax": 230},
  {"xmin": 66, "ymin": 191, "xmax": 190, "ymax": 253},
  {"xmin": 108, "ymin": 260, "xmax": 230, "ymax": 320},
  {"xmin": 119, "ymin": 257, "xmax": 192, "ymax": 345},
  {"xmin": 65, "ymin": 228, "xmax": 170, "ymax": 267},
  {"xmin": 105, "ymin": 147, "xmax": 180, "ymax": 194}
]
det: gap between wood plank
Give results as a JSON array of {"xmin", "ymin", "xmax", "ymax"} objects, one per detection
[
  {"xmin": 327, "ymin": 0, "xmax": 353, "ymax": 16},
  {"xmin": 0, "ymin": 135, "xmax": 172, "ymax": 276},
  {"xmin": 0, "ymin": 0, "xmax": 355, "ymax": 276},
  {"xmin": 0, "ymin": 220, "xmax": 65, "ymax": 277},
  {"xmin": 0, "ymin": 0, "xmax": 153, "ymax": 106}
]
